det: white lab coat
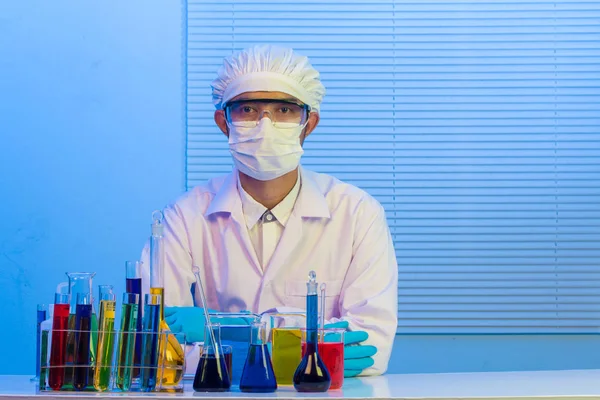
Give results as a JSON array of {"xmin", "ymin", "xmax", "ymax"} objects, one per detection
[{"xmin": 140, "ymin": 166, "xmax": 398, "ymax": 376}]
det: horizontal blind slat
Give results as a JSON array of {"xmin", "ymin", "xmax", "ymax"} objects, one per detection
[{"xmin": 186, "ymin": 0, "xmax": 600, "ymax": 333}]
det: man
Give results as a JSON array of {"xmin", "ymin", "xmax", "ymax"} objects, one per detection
[{"xmin": 141, "ymin": 45, "xmax": 398, "ymax": 377}]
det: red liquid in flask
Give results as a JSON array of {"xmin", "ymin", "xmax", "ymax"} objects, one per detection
[
  {"xmin": 302, "ymin": 342, "xmax": 344, "ymax": 390},
  {"xmin": 49, "ymin": 304, "xmax": 70, "ymax": 390}
]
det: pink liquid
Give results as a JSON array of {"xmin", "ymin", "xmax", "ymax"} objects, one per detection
[{"xmin": 301, "ymin": 342, "xmax": 344, "ymax": 390}]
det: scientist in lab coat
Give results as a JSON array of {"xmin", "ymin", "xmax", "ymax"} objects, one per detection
[{"xmin": 141, "ymin": 44, "xmax": 398, "ymax": 377}]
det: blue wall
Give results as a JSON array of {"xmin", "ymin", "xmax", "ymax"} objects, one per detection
[
  {"xmin": 1, "ymin": 1, "xmax": 599, "ymax": 377},
  {"xmin": 0, "ymin": 1, "xmax": 186, "ymax": 373}
]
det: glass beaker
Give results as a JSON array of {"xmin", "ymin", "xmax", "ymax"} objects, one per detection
[
  {"xmin": 208, "ymin": 312, "xmax": 260, "ymax": 386},
  {"xmin": 266, "ymin": 312, "xmax": 305, "ymax": 386},
  {"xmin": 302, "ymin": 328, "xmax": 345, "ymax": 390},
  {"xmin": 193, "ymin": 323, "xmax": 231, "ymax": 392},
  {"xmin": 240, "ymin": 322, "xmax": 277, "ymax": 393},
  {"xmin": 65, "ymin": 272, "xmax": 98, "ymax": 388}
]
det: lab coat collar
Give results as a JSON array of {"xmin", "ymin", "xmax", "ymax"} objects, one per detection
[
  {"xmin": 205, "ymin": 166, "xmax": 331, "ymax": 220},
  {"xmin": 204, "ymin": 171, "xmax": 240, "ymax": 216},
  {"xmin": 294, "ymin": 166, "xmax": 331, "ymax": 219},
  {"xmin": 237, "ymin": 173, "xmax": 301, "ymax": 230}
]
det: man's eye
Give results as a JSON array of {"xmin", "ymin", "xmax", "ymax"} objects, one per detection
[
  {"xmin": 280, "ymin": 107, "xmax": 290, "ymax": 113},
  {"xmin": 242, "ymin": 106, "xmax": 253, "ymax": 113}
]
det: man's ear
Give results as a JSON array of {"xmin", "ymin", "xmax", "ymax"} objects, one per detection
[
  {"xmin": 302, "ymin": 112, "xmax": 320, "ymax": 140},
  {"xmin": 215, "ymin": 110, "xmax": 228, "ymax": 137}
]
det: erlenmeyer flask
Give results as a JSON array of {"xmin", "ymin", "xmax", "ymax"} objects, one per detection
[
  {"xmin": 65, "ymin": 272, "xmax": 98, "ymax": 389},
  {"xmin": 240, "ymin": 322, "xmax": 276, "ymax": 393},
  {"xmin": 193, "ymin": 323, "xmax": 231, "ymax": 392}
]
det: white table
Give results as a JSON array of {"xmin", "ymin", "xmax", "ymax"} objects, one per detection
[{"xmin": 1, "ymin": 370, "xmax": 600, "ymax": 400}]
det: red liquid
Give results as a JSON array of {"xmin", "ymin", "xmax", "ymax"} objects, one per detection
[
  {"xmin": 302, "ymin": 342, "xmax": 344, "ymax": 390},
  {"xmin": 49, "ymin": 304, "xmax": 70, "ymax": 390}
]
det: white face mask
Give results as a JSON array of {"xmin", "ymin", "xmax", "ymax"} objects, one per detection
[{"xmin": 228, "ymin": 118, "xmax": 304, "ymax": 181}]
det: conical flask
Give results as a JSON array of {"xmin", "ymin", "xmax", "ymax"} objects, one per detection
[
  {"xmin": 193, "ymin": 323, "xmax": 231, "ymax": 392},
  {"xmin": 240, "ymin": 322, "xmax": 277, "ymax": 393}
]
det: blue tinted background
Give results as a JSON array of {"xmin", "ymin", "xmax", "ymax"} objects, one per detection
[{"xmin": 1, "ymin": 0, "xmax": 599, "ymax": 375}]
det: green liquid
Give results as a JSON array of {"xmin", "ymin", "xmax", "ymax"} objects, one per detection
[
  {"xmin": 39, "ymin": 330, "xmax": 49, "ymax": 390},
  {"xmin": 116, "ymin": 303, "xmax": 138, "ymax": 391},
  {"xmin": 94, "ymin": 300, "xmax": 116, "ymax": 391}
]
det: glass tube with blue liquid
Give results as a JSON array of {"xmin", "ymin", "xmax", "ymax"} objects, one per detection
[{"xmin": 140, "ymin": 293, "xmax": 161, "ymax": 391}]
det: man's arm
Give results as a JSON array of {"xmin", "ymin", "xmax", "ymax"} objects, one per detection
[
  {"xmin": 338, "ymin": 199, "xmax": 398, "ymax": 376},
  {"xmin": 140, "ymin": 205, "xmax": 195, "ymax": 307}
]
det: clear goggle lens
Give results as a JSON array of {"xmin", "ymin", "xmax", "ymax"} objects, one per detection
[{"xmin": 224, "ymin": 99, "xmax": 310, "ymax": 127}]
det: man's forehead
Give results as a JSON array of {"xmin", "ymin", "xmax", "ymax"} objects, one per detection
[{"xmin": 229, "ymin": 91, "xmax": 301, "ymax": 103}]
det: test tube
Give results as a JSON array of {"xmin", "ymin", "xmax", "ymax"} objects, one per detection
[
  {"xmin": 140, "ymin": 293, "xmax": 161, "ymax": 391},
  {"xmin": 73, "ymin": 293, "xmax": 92, "ymax": 390},
  {"xmin": 93, "ymin": 287, "xmax": 116, "ymax": 391},
  {"xmin": 35, "ymin": 304, "xmax": 48, "ymax": 381},
  {"xmin": 49, "ymin": 293, "xmax": 70, "ymax": 390},
  {"xmin": 125, "ymin": 261, "xmax": 143, "ymax": 377},
  {"xmin": 116, "ymin": 293, "xmax": 139, "ymax": 391}
]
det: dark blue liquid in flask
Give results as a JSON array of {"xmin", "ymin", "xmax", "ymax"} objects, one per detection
[
  {"xmin": 240, "ymin": 321, "xmax": 277, "ymax": 393},
  {"xmin": 73, "ymin": 293, "xmax": 93, "ymax": 391},
  {"xmin": 193, "ymin": 323, "xmax": 231, "ymax": 392},
  {"xmin": 293, "ymin": 271, "xmax": 331, "ymax": 392}
]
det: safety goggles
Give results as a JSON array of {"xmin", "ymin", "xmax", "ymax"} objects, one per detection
[{"xmin": 224, "ymin": 99, "xmax": 311, "ymax": 127}]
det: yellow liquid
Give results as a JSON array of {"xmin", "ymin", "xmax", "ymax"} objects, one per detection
[
  {"xmin": 93, "ymin": 300, "xmax": 116, "ymax": 391},
  {"xmin": 150, "ymin": 287, "xmax": 185, "ymax": 389},
  {"xmin": 272, "ymin": 328, "xmax": 302, "ymax": 385}
]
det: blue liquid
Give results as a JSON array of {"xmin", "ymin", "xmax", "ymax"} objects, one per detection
[
  {"xmin": 140, "ymin": 304, "xmax": 160, "ymax": 391},
  {"xmin": 126, "ymin": 278, "xmax": 143, "ymax": 372},
  {"xmin": 240, "ymin": 344, "xmax": 277, "ymax": 393},
  {"xmin": 36, "ymin": 309, "xmax": 47, "ymax": 378},
  {"xmin": 221, "ymin": 325, "xmax": 251, "ymax": 386},
  {"xmin": 74, "ymin": 304, "xmax": 92, "ymax": 391}
]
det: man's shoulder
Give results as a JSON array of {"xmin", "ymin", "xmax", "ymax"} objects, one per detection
[
  {"xmin": 168, "ymin": 172, "xmax": 230, "ymax": 215},
  {"xmin": 303, "ymin": 168, "xmax": 383, "ymax": 213}
]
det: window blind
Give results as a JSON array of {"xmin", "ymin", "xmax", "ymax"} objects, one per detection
[{"xmin": 186, "ymin": 0, "xmax": 600, "ymax": 333}]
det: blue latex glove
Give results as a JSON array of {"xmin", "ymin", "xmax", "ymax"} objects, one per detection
[
  {"xmin": 164, "ymin": 307, "xmax": 254, "ymax": 343},
  {"xmin": 324, "ymin": 320, "xmax": 377, "ymax": 378}
]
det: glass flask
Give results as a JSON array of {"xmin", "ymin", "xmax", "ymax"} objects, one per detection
[
  {"xmin": 239, "ymin": 322, "xmax": 277, "ymax": 393},
  {"xmin": 193, "ymin": 323, "xmax": 231, "ymax": 392}
]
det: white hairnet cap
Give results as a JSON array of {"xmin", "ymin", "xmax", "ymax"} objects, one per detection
[{"xmin": 211, "ymin": 44, "xmax": 326, "ymax": 113}]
